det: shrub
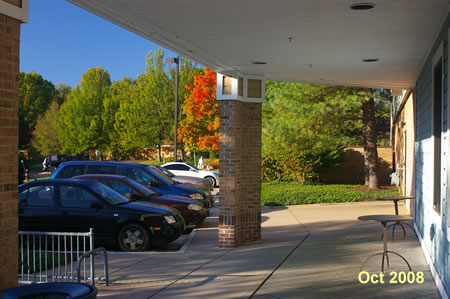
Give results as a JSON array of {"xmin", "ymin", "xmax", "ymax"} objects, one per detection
[
  {"xmin": 261, "ymin": 182, "xmax": 401, "ymax": 206},
  {"xmin": 262, "ymin": 146, "xmax": 345, "ymax": 182}
]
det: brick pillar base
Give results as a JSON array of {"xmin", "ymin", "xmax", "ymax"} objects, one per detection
[
  {"xmin": 0, "ymin": 14, "xmax": 20, "ymax": 290},
  {"xmin": 219, "ymin": 100, "xmax": 261, "ymax": 248}
]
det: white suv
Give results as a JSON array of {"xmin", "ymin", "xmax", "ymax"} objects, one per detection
[{"xmin": 162, "ymin": 162, "xmax": 219, "ymax": 188}]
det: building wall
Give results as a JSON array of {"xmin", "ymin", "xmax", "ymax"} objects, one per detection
[
  {"xmin": 0, "ymin": 13, "xmax": 20, "ymax": 290},
  {"xmin": 393, "ymin": 92, "xmax": 415, "ymax": 213},
  {"xmin": 415, "ymin": 14, "xmax": 449, "ymax": 296}
]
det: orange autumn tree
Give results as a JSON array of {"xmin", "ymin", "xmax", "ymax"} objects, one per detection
[{"xmin": 178, "ymin": 68, "xmax": 219, "ymax": 153}]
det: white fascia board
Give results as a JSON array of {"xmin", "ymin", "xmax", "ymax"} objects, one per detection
[{"xmin": 0, "ymin": 0, "xmax": 28, "ymax": 23}]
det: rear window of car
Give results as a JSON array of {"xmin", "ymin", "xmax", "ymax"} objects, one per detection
[
  {"xmin": 55, "ymin": 165, "xmax": 86, "ymax": 178},
  {"xmin": 86, "ymin": 165, "xmax": 117, "ymax": 175},
  {"xmin": 25, "ymin": 185, "xmax": 55, "ymax": 207}
]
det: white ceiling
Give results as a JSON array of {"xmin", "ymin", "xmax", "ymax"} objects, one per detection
[{"xmin": 69, "ymin": 0, "xmax": 448, "ymax": 89}]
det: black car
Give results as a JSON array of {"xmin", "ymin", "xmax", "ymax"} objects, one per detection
[
  {"xmin": 18, "ymin": 179, "xmax": 185, "ymax": 252},
  {"xmin": 73, "ymin": 174, "xmax": 208, "ymax": 229},
  {"xmin": 51, "ymin": 161, "xmax": 213, "ymax": 207}
]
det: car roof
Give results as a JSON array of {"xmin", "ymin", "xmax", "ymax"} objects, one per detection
[
  {"xmin": 19, "ymin": 178, "xmax": 98, "ymax": 189},
  {"xmin": 162, "ymin": 162, "xmax": 189, "ymax": 166},
  {"xmin": 73, "ymin": 174, "xmax": 128, "ymax": 180},
  {"xmin": 59, "ymin": 161, "xmax": 147, "ymax": 168}
]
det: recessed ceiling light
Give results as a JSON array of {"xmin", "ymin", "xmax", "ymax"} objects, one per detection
[
  {"xmin": 251, "ymin": 61, "xmax": 267, "ymax": 65},
  {"xmin": 350, "ymin": 3, "xmax": 375, "ymax": 10},
  {"xmin": 362, "ymin": 58, "xmax": 379, "ymax": 62}
]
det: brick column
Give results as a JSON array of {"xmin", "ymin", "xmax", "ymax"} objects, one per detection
[
  {"xmin": 0, "ymin": 14, "xmax": 20, "ymax": 290},
  {"xmin": 219, "ymin": 100, "xmax": 261, "ymax": 248}
]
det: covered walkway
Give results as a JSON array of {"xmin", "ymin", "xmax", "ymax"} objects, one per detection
[{"xmin": 93, "ymin": 200, "xmax": 440, "ymax": 298}]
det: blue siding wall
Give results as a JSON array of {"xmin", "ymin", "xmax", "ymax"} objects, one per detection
[{"xmin": 415, "ymin": 14, "xmax": 450, "ymax": 296}]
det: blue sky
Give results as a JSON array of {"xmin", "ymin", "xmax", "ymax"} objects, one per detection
[{"xmin": 20, "ymin": 1, "xmax": 176, "ymax": 88}]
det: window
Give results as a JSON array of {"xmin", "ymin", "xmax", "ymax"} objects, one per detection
[
  {"xmin": 120, "ymin": 167, "xmax": 155, "ymax": 186},
  {"xmin": 166, "ymin": 164, "xmax": 189, "ymax": 171},
  {"xmin": 19, "ymin": 189, "xmax": 27, "ymax": 206},
  {"xmin": 432, "ymin": 44, "xmax": 443, "ymax": 214},
  {"xmin": 27, "ymin": 185, "xmax": 55, "ymax": 207},
  {"xmin": 238, "ymin": 76, "xmax": 243, "ymax": 96},
  {"xmin": 60, "ymin": 186, "xmax": 98, "ymax": 209},
  {"xmin": 222, "ymin": 76, "xmax": 233, "ymax": 95},
  {"xmin": 248, "ymin": 79, "xmax": 262, "ymax": 98},
  {"xmin": 56, "ymin": 165, "xmax": 86, "ymax": 178},
  {"xmin": 99, "ymin": 179, "xmax": 134, "ymax": 199},
  {"xmin": 86, "ymin": 165, "xmax": 117, "ymax": 175}
]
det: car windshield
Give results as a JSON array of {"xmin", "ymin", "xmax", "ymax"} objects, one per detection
[
  {"xmin": 90, "ymin": 183, "xmax": 129, "ymax": 206},
  {"xmin": 185, "ymin": 163, "xmax": 199, "ymax": 170},
  {"xmin": 124, "ymin": 178, "xmax": 159, "ymax": 197},
  {"xmin": 155, "ymin": 165, "xmax": 175, "ymax": 178},
  {"xmin": 145, "ymin": 166, "xmax": 175, "ymax": 185}
]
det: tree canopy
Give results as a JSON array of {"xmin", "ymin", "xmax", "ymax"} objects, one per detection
[
  {"xmin": 178, "ymin": 68, "xmax": 219, "ymax": 153},
  {"xmin": 262, "ymin": 82, "xmax": 390, "ymax": 182},
  {"xmin": 19, "ymin": 72, "xmax": 57, "ymax": 148},
  {"xmin": 59, "ymin": 67, "xmax": 112, "ymax": 155}
]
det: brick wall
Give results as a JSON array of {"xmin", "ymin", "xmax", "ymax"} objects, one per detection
[
  {"xmin": 321, "ymin": 146, "xmax": 393, "ymax": 185},
  {"xmin": 219, "ymin": 100, "xmax": 261, "ymax": 248},
  {"xmin": 0, "ymin": 13, "xmax": 20, "ymax": 290}
]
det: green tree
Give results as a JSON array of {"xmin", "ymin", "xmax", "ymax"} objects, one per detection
[
  {"xmin": 59, "ymin": 67, "xmax": 111, "ymax": 155},
  {"xmin": 263, "ymin": 82, "xmax": 390, "ymax": 185},
  {"xmin": 55, "ymin": 83, "xmax": 72, "ymax": 105},
  {"xmin": 108, "ymin": 77, "xmax": 139, "ymax": 158},
  {"xmin": 263, "ymin": 82, "xmax": 360, "ymax": 181},
  {"xmin": 31, "ymin": 100, "xmax": 62, "ymax": 156},
  {"xmin": 19, "ymin": 72, "xmax": 57, "ymax": 148},
  {"xmin": 115, "ymin": 49, "xmax": 173, "ymax": 160}
]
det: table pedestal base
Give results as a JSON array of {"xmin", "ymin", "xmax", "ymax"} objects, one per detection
[
  {"xmin": 387, "ymin": 221, "xmax": 414, "ymax": 239},
  {"xmin": 362, "ymin": 223, "xmax": 413, "ymax": 272},
  {"xmin": 360, "ymin": 250, "xmax": 412, "ymax": 272}
]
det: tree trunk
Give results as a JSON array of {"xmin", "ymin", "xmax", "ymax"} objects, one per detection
[
  {"xmin": 157, "ymin": 145, "xmax": 162, "ymax": 163},
  {"xmin": 180, "ymin": 142, "xmax": 185, "ymax": 161},
  {"xmin": 193, "ymin": 150, "xmax": 197, "ymax": 167},
  {"xmin": 362, "ymin": 96, "xmax": 379, "ymax": 189}
]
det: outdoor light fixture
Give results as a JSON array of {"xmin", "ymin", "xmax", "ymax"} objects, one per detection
[
  {"xmin": 350, "ymin": 3, "xmax": 375, "ymax": 10},
  {"xmin": 362, "ymin": 58, "xmax": 379, "ymax": 62},
  {"xmin": 166, "ymin": 56, "xmax": 179, "ymax": 161}
]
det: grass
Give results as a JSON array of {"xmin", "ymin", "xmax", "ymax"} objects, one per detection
[{"xmin": 262, "ymin": 182, "xmax": 401, "ymax": 206}]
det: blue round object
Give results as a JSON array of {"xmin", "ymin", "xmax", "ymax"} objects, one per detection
[{"xmin": 0, "ymin": 282, "xmax": 97, "ymax": 299}]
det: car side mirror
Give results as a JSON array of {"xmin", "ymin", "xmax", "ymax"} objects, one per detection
[
  {"xmin": 90, "ymin": 202, "xmax": 104, "ymax": 210},
  {"xmin": 130, "ymin": 193, "xmax": 141, "ymax": 201},
  {"xmin": 149, "ymin": 181, "xmax": 160, "ymax": 188}
]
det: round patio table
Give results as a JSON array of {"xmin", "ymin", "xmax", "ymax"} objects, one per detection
[
  {"xmin": 376, "ymin": 196, "xmax": 415, "ymax": 238},
  {"xmin": 358, "ymin": 215, "xmax": 413, "ymax": 272}
]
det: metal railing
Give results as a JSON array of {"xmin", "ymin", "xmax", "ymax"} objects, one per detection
[
  {"xmin": 77, "ymin": 247, "xmax": 109, "ymax": 286},
  {"xmin": 18, "ymin": 228, "xmax": 108, "ymax": 285}
]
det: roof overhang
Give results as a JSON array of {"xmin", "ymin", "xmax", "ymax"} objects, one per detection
[{"xmin": 68, "ymin": 0, "xmax": 449, "ymax": 89}]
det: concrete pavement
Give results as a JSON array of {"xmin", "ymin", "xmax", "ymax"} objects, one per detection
[{"xmin": 93, "ymin": 200, "xmax": 442, "ymax": 299}]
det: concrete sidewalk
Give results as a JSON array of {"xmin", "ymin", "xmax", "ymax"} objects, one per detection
[{"xmin": 94, "ymin": 201, "xmax": 442, "ymax": 299}]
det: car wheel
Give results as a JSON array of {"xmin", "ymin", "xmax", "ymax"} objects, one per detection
[
  {"xmin": 205, "ymin": 176, "xmax": 216, "ymax": 187},
  {"xmin": 49, "ymin": 166, "xmax": 57, "ymax": 173},
  {"xmin": 117, "ymin": 223, "xmax": 150, "ymax": 252}
]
